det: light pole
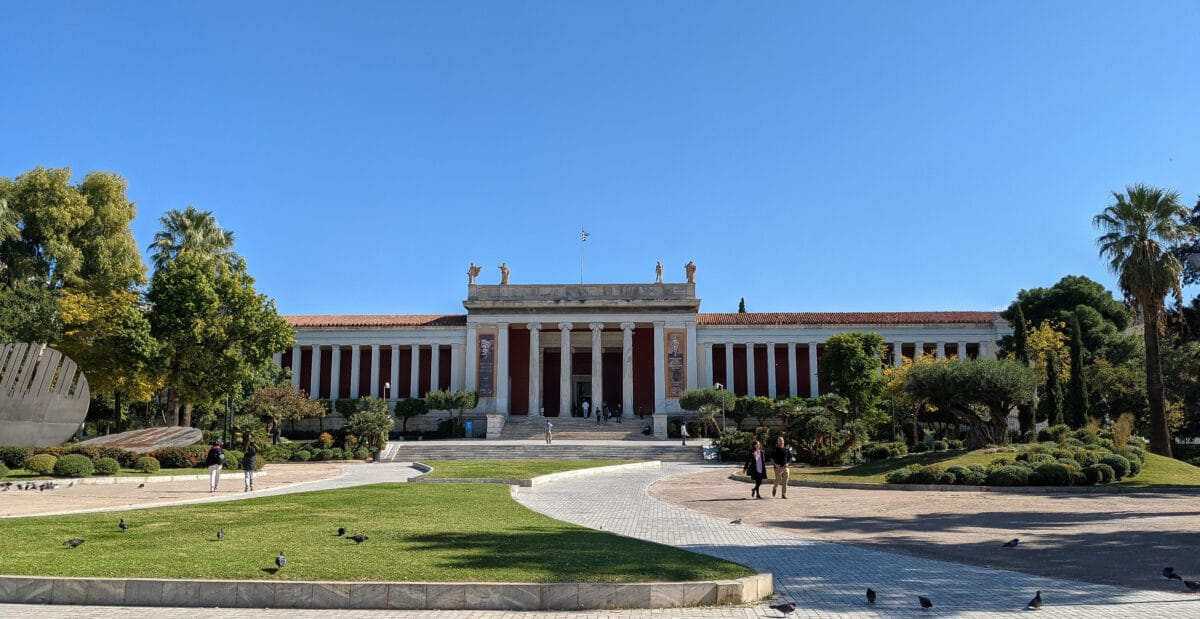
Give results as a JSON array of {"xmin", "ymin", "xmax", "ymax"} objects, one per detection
[{"xmin": 385, "ymin": 382, "xmax": 391, "ymax": 411}]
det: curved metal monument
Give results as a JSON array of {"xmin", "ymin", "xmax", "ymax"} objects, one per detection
[{"xmin": 0, "ymin": 343, "xmax": 90, "ymax": 446}]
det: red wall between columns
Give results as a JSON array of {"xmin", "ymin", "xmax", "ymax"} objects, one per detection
[
  {"xmin": 509, "ymin": 329, "xmax": 530, "ymax": 415},
  {"xmin": 633, "ymin": 328, "xmax": 654, "ymax": 415},
  {"xmin": 299, "ymin": 349, "xmax": 313, "ymax": 397},
  {"xmin": 378, "ymin": 348, "xmax": 392, "ymax": 399},
  {"xmin": 774, "ymin": 345, "xmax": 790, "ymax": 397},
  {"xmin": 357, "ymin": 349, "xmax": 371, "ymax": 396},
  {"xmin": 418, "ymin": 347, "xmax": 432, "ymax": 396},
  {"xmin": 712, "ymin": 345, "xmax": 727, "ymax": 388},
  {"xmin": 602, "ymin": 351, "xmax": 621, "ymax": 413},
  {"xmin": 797, "ymin": 345, "xmax": 812, "ymax": 398},
  {"xmin": 319, "ymin": 349, "xmax": 332, "ymax": 399},
  {"xmin": 338, "ymin": 349, "xmax": 352, "ymax": 398},
  {"xmin": 754, "ymin": 346, "xmax": 769, "ymax": 396},
  {"xmin": 732, "ymin": 346, "xmax": 747, "ymax": 395},
  {"xmin": 543, "ymin": 351, "xmax": 561, "ymax": 416},
  {"xmin": 437, "ymin": 346, "xmax": 452, "ymax": 391}
]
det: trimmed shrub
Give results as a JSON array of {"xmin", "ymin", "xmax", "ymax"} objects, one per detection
[
  {"xmin": 291, "ymin": 450, "xmax": 312, "ymax": 462},
  {"xmin": 135, "ymin": 456, "xmax": 161, "ymax": 473},
  {"xmin": 93, "ymin": 457, "xmax": 120, "ymax": 476},
  {"xmin": 990, "ymin": 456, "xmax": 1016, "ymax": 467},
  {"xmin": 864, "ymin": 442, "xmax": 908, "ymax": 461},
  {"xmin": 960, "ymin": 465, "xmax": 988, "ymax": 486},
  {"xmin": 54, "ymin": 454, "xmax": 95, "ymax": 477},
  {"xmin": 885, "ymin": 465, "xmax": 921, "ymax": 484},
  {"xmin": 69, "ymin": 446, "xmax": 102, "ymax": 463},
  {"xmin": 1031, "ymin": 462, "xmax": 1073, "ymax": 486},
  {"xmin": 931, "ymin": 440, "xmax": 949, "ymax": 452},
  {"xmin": 223, "ymin": 451, "xmax": 241, "ymax": 470},
  {"xmin": 1084, "ymin": 463, "xmax": 1114, "ymax": 484},
  {"xmin": 947, "ymin": 439, "xmax": 965, "ymax": 450},
  {"xmin": 0, "ymin": 446, "xmax": 35, "ymax": 469},
  {"xmin": 148, "ymin": 446, "xmax": 208, "ymax": 469},
  {"xmin": 1037, "ymin": 424, "xmax": 1072, "ymax": 444},
  {"xmin": 354, "ymin": 447, "xmax": 370, "ymax": 460},
  {"xmin": 986, "ymin": 465, "xmax": 1031, "ymax": 486},
  {"xmin": 1061, "ymin": 437, "xmax": 1085, "ymax": 448},
  {"xmin": 911, "ymin": 442, "xmax": 932, "ymax": 453},
  {"xmin": 907, "ymin": 465, "xmax": 953, "ymax": 485},
  {"xmin": 945, "ymin": 465, "xmax": 970, "ymax": 484},
  {"xmin": 1099, "ymin": 454, "xmax": 1131, "ymax": 480},
  {"xmin": 26, "ymin": 453, "xmax": 57, "ymax": 475},
  {"xmin": 1127, "ymin": 456, "xmax": 1142, "ymax": 478},
  {"xmin": 318, "ymin": 432, "xmax": 335, "ymax": 449},
  {"xmin": 0, "ymin": 463, "xmax": 8, "ymax": 479}
]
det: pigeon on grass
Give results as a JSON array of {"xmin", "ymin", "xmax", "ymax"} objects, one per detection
[
  {"xmin": 119, "ymin": 519, "xmax": 128, "ymax": 532},
  {"xmin": 275, "ymin": 551, "xmax": 287, "ymax": 569},
  {"xmin": 337, "ymin": 527, "xmax": 346, "ymax": 536},
  {"xmin": 64, "ymin": 538, "xmax": 85, "ymax": 548},
  {"xmin": 217, "ymin": 529, "xmax": 225, "ymax": 541},
  {"xmin": 349, "ymin": 534, "xmax": 369, "ymax": 544}
]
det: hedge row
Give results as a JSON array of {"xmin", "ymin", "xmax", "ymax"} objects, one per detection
[{"xmin": 885, "ymin": 441, "xmax": 1145, "ymax": 487}]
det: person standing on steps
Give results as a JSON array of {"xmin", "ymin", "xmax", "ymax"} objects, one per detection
[
  {"xmin": 582, "ymin": 399, "xmax": 590, "ymax": 419},
  {"xmin": 544, "ymin": 419, "xmax": 554, "ymax": 445},
  {"xmin": 744, "ymin": 441, "xmax": 767, "ymax": 499},
  {"xmin": 770, "ymin": 436, "xmax": 794, "ymax": 498},
  {"xmin": 205, "ymin": 440, "xmax": 226, "ymax": 493},
  {"xmin": 680, "ymin": 422, "xmax": 689, "ymax": 446}
]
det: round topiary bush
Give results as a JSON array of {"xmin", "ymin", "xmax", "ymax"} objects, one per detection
[
  {"xmin": 54, "ymin": 454, "xmax": 95, "ymax": 478},
  {"xmin": 1031, "ymin": 462, "xmax": 1074, "ymax": 486},
  {"xmin": 26, "ymin": 453, "xmax": 58, "ymax": 476},
  {"xmin": 1084, "ymin": 463, "xmax": 1115, "ymax": 484},
  {"xmin": 931, "ymin": 440, "xmax": 949, "ymax": 452},
  {"xmin": 223, "ymin": 451, "xmax": 241, "ymax": 470},
  {"xmin": 93, "ymin": 457, "xmax": 120, "ymax": 476},
  {"xmin": 1127, "ymin": 456, "xmax": 1142, "ymax": 478},
  {"xmin": 1099, "ymin": 454, "xmax": 1131, "ymax": 480},
  {"xmin": 885, "ymin": 465, "xmax": 921, "ymax": 484},
  {"xmin": 135, "ymin": 456, "xmax": 160, "ymax": 473},
  {"xmin": 354, "ymin": 447, "xmax": 370, "ymax": 460},
  {"xmin": 912, "ymin": 442, "xmax": 932, "ymax": 453},
  {"xmin": 291, "ymin": 450, "xmax": 312, "ymax": 462},
  {"xmin": 986, "ymin": 465, "xmax": 1031, "ymax": 486},
  {"xmin": 907, "ymin": 465, "xmax": 953, "ymax": 484}
]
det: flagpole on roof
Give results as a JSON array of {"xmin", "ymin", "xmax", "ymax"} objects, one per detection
[{"xmin": 579, "ymin": 226, "xmax": 588, "ymax": 284}]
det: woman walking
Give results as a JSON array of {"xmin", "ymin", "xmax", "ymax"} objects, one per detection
[{"xmin": 744, "ymin": 441, "xmax": 767, "ymax": 499}]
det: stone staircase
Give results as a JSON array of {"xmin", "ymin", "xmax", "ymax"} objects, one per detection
[
  {"xmin": 387, "ymin": 440, "xmax": 706, "ymax": 463},
  {"xmin": 499, "ymin": 416, "xmax": 654, "ymax": 441}
]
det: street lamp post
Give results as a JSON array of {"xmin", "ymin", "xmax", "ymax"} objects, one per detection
[{"xmin": 385, "ymin": 382, "xmax": 391, "ymax": 412}]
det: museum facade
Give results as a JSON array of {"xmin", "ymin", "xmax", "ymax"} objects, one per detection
[{"xmin": 281, "ymin": 279, "xmax": 1011, "ymax": 419}]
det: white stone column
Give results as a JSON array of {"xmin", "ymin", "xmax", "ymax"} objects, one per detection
[
  {"xmin": 766, "ymin": 343, "xmax": 777, "ymax": 399},
  {"xmin": 496, "ymin": 323, "xmax": 509, "ymax": 414},
  {"xmin": 724, "ymin": 343, "xmax": 735, "ymax": 391},
  {"xmin": 528, "ymin": 323, "xmax": 542, "ymax": 417},
  {"xmin": 957, "ymin": 341, "xmax": 968, "ymax": 361},
  {"xmin": 787, "ymin": 343, "xmax": 798, "ymax": 397},
  {"xmin": 621, "ymin": 322, "xmax": 635, "ymax": 418},
  {"xmin": 936, "ymin": 341, "xmax": 946, "ymax": 359},
  {"xmin": 745, "ymin": 343, "xmax": 756, "ymax": 397},
  {"xmin": 449, "ymin": 343, "xmax": 462, "ymax": 390},
  {"xmin": 589, "ymin": 322, "xmax": 604, "ymax": 414},
  {"xmin": 685, "ymin": 321, "xmax": 698, "ymax": 392},
  {"xmin": 653, "ymin": 321, "xmax": 666, "ymax": 412},
  {"xmin": 914, "ymin": 341, "xmax": 925, "ymax": 361},
  {"xmin": 349, "ymin": 344, "xmax": 361, "ymax": 398},
  {"xmin": 893, "ymin": 342, "xmax": 904, "ymax": 366},
  {"xmin": 309, "ymin": 346, "xmax": 322, "ymax": 399},
  {"xmin": 808, "ymin": 343, "xmax": 819, "ymax": 397},
  {"xmin": 389, "ymin": 345, "xmax": 400, "ymax": 400},
  {"xmin": 369, "ymin": 345, "xmax": 381, "ymax": 397},
  {"xmin": 290, "ymin": 345, "xmax": 302, "ymax": 389},
  {"xmin": 703, "ymin": 343, "xmax": 714, "ymax": 387},
  {"xmin": 329, "ymin": 345, "xmax": 341, "ymax": 400},
  {"xmin": 559, "ymin": 322, "xmax": 572, "ymax": 416},
  {"xmin": 465, "ymin": 323, "xmax": 478, "ymax": 391},
  {"xmin": 979, "ymin": 341, "xmax": 992, "ymax": 360},
  {"xmin": 410, "ymin": 345, "xmax": 421, "ymax": 398},
  {"xmin": 430, "ymin": 345, "xmax": 441, "ymax": 391}
]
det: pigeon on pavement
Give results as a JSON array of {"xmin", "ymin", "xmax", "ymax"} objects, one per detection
[
  {"xmin": 276, "ymin": 551, "xmax": 286, "ymax": 569},
  {"xmin": 1184, "ymin": 580, "xmax": 1200, "ymax": 592},
  {"xmin": 769, "ymin": 601, "xmax": 796, "ymax": 614},
  {"xmin": 1002, "ymin": 538, "xmax": 1020, "ymax": 548},
  {"xmin": 1027, "ymin": 590, "xmax": 1042, "ymax": 609},
  {"xmin": 866, "ymin": 588, "xmax": 876, "ymax": 605},
  {"xmin": 919, "ymin": 595, "xmax": 933, "ymax": 611},
  {"xmin": 730, "ymin": 518, "xmax": 742, "ymax": 525},
  {"xmin": 1164, "ymin": 567, "xmax": 1183, "ymax": 581},
  {"xmin": 137, "ymin": 483, "xmax": 145, "ymax": 489},
  {"xmin": 64, "ymin": 538, "xmax": 85, "ymax": 548}
]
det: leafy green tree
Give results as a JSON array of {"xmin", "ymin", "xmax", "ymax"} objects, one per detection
[
  {"xmin": 818, "ymin": 332, "xmax": 887, "ymax": 427},
  {"xmin": 1094, "ymin": 184, "xmax": 1198, "ymax": 456},
  {"xmin": 242, "ymin": 383, "xmax": 326, "ymax": 437},
  {"xmin": 1009, "ymin": 304, "xmax": 1030, "ymax": 364},
  {"xmin": 679, "ymin": 387, "xmax": 736, "ymax": 433},
  {"xmin": 344, "ymin": 400, "xmax": 395, "ymax": 451},
  {"xmin": 1172, "ymin": 196, "xmax": 1200, "ymax": 286},
  {"xmin": 393, "ymin": 397, "xmax": 429, "ymax": 432},
  {"xmin": 148, "ymin": 205, "xmax": 237, "ymax": 270},
  {"xmin": 1161, "ymin": 334, "xmax": 1200, "ymax": 440},
  {"xmin": 735, "ymin": 395, "xmax": 775, "ymax": 428},
  {"xmin": 426, "ymin": 389, "xmax": 478, "ymax": 435},
  {"xmin": 1037, "ymin": 352, "xmax": 1064, "ymax": 426},
  {"xmin": 0, "ymin": 281, "xmax": 60, "ymax": 343},
  {"xmin": 906, "ymin": 359, "xmax": 1038, "ymax": 448},
  {"xmin": 1066, "ymin": 312, "xmax": 1090, "ymax": 427}
]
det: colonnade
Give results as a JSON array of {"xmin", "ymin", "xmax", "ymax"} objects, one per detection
[{"xmin": 275, "ymin": 343, "xmax": 462, "ymax": 401}]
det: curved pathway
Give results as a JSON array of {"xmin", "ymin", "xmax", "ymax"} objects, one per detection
[{"xmin": 2, "ymin": 462, "xmax": 1199, "ymax": 617}]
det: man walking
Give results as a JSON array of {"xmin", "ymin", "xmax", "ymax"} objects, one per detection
[
  {"xmin": 680, "ymin": 422, "xmax": 689, "ymax": 446},
  {"xmin": 544, "ymin": 419, "xmax": 554, "ymax": 445},
  {"xmin": 205, "ymin": 440, "xmax": 226, "ymax": 493},
  {"xmin": 770, "ymin": 436, "xmax": 794, "ymax": 498}
]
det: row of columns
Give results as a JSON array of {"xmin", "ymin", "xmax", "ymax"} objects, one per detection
[
  {"xmin": 704, "ymin": 339, "xmax": 994, "ymax": 399},
  {"xmin": 280, "ymin": 343, "xmax": 460, "ymax": 400}
]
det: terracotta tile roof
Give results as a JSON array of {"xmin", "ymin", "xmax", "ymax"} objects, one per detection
[
  {"xmin": 697, "ymin": 312, "xmax": 1001, "ymax": 326},
  {"xmin": 285, "ymin": 315, "xmax": 467, "ymax": 328}
]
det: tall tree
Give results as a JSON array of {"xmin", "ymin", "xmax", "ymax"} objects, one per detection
[
  {"xmin": 1094, "ymin": 184, "xmax": 1198, "ymax": 456},
  {"xmin": 1010, "ymin": 304, "xmax": 1034, "ymax": 433},
  {"xmin": 147, "ymin": 206, "xmax": 237, "ymax": 270},
  {"xmin": 1172, "ymin": 196, "xmax": 1200, "ymax": 286},
  {"xmin": 1066, "ymin": 311, "xmax": 1090, "ymax": 427},
  {"xmin": 906, "ymin": 359, "xmax": 1038, "ymax": 448},
  {"xmin": 1037, "ymin": 351, "xmax": 1064, "ymax": 427},
  {"xmin": 737, "ymin": 297, "xmax": 746, "ymax": 313},
  {"xmin": 818, "ymin": 332, "xmax": 888, "ymax": 428}
]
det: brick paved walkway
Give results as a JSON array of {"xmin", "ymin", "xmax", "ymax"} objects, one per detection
[{"xmin": 3, "ymin": 462, "xmax": 1198, "ymax": 617}]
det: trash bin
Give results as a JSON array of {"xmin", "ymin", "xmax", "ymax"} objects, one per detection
[{"xmin": 464, "ymin": 421, "xmax": 474, "ymax": 438}]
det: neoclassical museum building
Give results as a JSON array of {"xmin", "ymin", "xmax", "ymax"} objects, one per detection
[{"xmin": 281, "ymin": 271, "xmax": 1011, "ymax": 431}]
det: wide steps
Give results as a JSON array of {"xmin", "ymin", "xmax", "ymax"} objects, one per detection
[
  {"xmin": 388, "ymin": 443, "xmax": 704, "ymax": 462},
  {"xmin": 500, "ymin": 417, "xmax": 653, "ymax": 441}
]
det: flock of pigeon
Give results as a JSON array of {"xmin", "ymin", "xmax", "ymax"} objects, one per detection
[
  {"xmin": 61, "ymin": 520, "xmax": 372, "ymax": 573},
  {"xmin": 1, "ymin": 481, "xmax": 70, "ymax": 491},
  {"xmin": 759, "ymin": 535, "xmax": 1195, "ymax": 615}
]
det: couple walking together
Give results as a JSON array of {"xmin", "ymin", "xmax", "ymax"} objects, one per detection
[{"xmin": 744, "ymin": 437, "xmax": 793, "ymax": 499}]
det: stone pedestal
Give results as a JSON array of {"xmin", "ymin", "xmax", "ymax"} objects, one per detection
[
  {"xmin": 652, "ymin": 413, "xmax": 668, "ymax": 439},
  {"xmin": 485, "ymin": 414, "xmax": 505, "ymax": 440}
]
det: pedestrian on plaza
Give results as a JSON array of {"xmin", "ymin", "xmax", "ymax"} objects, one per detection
[
  {"xmin": 770, "ymin": 436, "xmax": 794, "ymax": 498},
  {"xmin": 614, "ymin": 403, "xmax": 622, "ymax": 424},
  {"xmin": 582, "ymin": 400, "xmax": 591, "ymax": 419},
  {"xmin": 544, "ymin": 420, "xmax": 554, "ymax": 445},
  {"xmin": 744, "ymin": 441, "xmax": 767, "ymax": 499},
  {"xmin": 205, "ymin": 440, "xmax": 226, "ymax": 493},
  {"xmin": 680, "ymin": 422, "xmax": 690, "ymax": 446},
  {"xmin": 242, "ymin": 442, "xmax": 257, "ymax": 492}
]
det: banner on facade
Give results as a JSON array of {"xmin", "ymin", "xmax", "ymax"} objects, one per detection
[
  {"xmin": 478, "ymin": 332, "xmax": 496, "ymax": 398},
  {"xmin": 664, "ymin": 329, "xmax": 687, "ymax": 398}
]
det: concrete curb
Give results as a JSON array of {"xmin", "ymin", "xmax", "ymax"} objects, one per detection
[
  {"xmin": 50, "ymin": 471, "xmax": 267, "ymax": 486},
  {"xmin": 410, "ymin": 461, "xmax": 662, "ymax": 487},
  {"xmin": 0, "ymin": 572, "xmax": 773, "ymax": 610},
  {"xmin": 727, "ymin": 471, "xmax": 1200, "ymax": 494}
]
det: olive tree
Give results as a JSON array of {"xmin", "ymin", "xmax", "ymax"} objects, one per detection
[{"xmin": 906, "ymin": 359, "xmax": 1037, "ymax": 448}]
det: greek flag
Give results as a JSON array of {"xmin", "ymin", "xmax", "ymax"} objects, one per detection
[{"xmin": 581, "ymin": 228, "xmax": 590, "ymax": 242}]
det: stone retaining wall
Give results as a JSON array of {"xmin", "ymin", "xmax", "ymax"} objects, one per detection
[
  {"xmin": 410, "ymin": 461, "xmax": 660, "ymax": 487},
  {"xmin": 0, "ymin": 573, "xmax": 773, "ymax": 610}
]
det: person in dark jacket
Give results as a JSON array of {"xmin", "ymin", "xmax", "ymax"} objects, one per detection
[
  {"xmin": 243, "ymin": 443, "xmax": 257, "ymax": 492},
  {"xmin": 205, "ymin": 441, "xmax": 225, "ymax": 493},
  {"xmin": 770, "ymin": 436, "xmax": 794, "ymax": 498},
  {"xmin": 744, "ymin": 441, "xmax": 767, "ymax": 499}
]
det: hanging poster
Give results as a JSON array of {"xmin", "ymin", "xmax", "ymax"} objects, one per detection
[
  {"xmin": 478, "ymin": 332, "xmax": 496, "ymax": 397},
  {"xmin": 664, "ymin": 329, "xmax": 687, "ymax": 397}
]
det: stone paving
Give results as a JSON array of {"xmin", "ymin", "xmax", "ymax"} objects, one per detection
[{"xmin": 2, "ymin": 459, "xmax": 1199, "ymax": 617}]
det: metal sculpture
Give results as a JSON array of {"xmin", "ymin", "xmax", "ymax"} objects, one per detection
[{"xmin": 0, "ymin": 343, "xmax": 90, "ymax": 446}]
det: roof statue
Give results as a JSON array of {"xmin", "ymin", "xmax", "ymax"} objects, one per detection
[
  {"xmin": 467, "ymin": 262, "xmax": 481, "ymax": 285},
  {"xmin": 685, "ymin": 260, "xmax": 696, "ymax": 284},
  {"xmin": 499, "ymin": 262, "xmax": 510, "ymax": 285},
  {"xmin": 655, "ymin": 261, "xmax": 663, "ymax": 283}
]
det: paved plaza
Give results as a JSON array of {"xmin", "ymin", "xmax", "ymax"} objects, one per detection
[{"xmin": 3, "ymin": 455, "xmax": 1199, "ymax": 617}]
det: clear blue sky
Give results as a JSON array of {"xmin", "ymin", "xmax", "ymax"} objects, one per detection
[{"xmin": 3, "ymin": 2, "xmax": 1198, "ymax": 316}]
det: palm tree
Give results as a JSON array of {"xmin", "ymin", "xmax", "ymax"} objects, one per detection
[
  {"xmin": 147, "ymin": 206, "xmax": 236, "ymax": 270},
  {"xmin": 1094, "ymin": 184, "xmax": 1198, "ymax": 456}
]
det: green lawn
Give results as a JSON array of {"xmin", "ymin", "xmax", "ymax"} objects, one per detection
[
  {"xmin": 420, "ymin": 460, "xmax": 636, "ymax": 480},
  {"xmin": 0, "ymin": 483, "xmax": 751, "ymax": 582},
  {"xmin": 783, "ymin": 449, "xmax": 1200, "ymax": 487}
]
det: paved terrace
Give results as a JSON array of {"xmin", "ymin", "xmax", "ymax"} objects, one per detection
[{"xmin": 2, "ymin": 452, "xmax": 1199, "ymax": 617}]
